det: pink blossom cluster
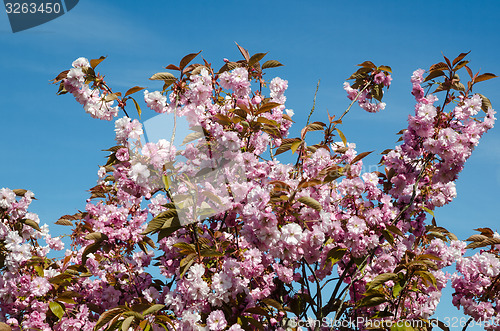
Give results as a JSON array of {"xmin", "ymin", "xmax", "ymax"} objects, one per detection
[
  {"xmin": 384, "ymin": 68, "xmax": 495, "ymax": 216},
  {"xmin": 452, "ymin": 245, "xmax": 500, "ymax": 330},
  {"xmin": 144, "ymin": 90, "xmax": 168, "ymax": 114},
  {"xmin": 219, "ymin": 67, "xmax": 251, "ymax": 99},
  {"xmin": 63, "ymin": 57, "xmax": 119, "ymax": 121},
  {"xmin": 343, "ymin": 69, "xmax": 391, "ymax": 113},
  {"xmin": 0, "ymin": 189, "xmax": 66, "ymax": 330}
]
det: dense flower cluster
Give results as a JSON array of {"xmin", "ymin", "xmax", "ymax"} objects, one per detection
[
  {"xmin": 0, "ymin": 189, "xmax": 66, "ymax": 330},
  {"xmin": 451, "ymin": 231, "xmax": 500, "ymax": 330},
  {"xmin": 62, "ymin": 57, "xmax": 120, "ymax": 120},
  {"xmin": 1, "ymin": 50, "xmax": 498, "ymax": 331},
  {"xmin": 343, "ymin": 67, "xmax": 391, "ymax": 113}
]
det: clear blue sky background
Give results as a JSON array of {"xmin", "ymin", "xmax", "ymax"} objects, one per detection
[{"xmin": 1, "ymin": 1, "xmax": 499, "ymax": 328}]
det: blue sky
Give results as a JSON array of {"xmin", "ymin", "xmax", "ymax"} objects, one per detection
[{"xmin": 1, "ymin": 0, "xmax": 499, "ymax": 327}]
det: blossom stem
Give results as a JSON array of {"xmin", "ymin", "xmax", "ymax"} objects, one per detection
[{"xmin": 338, "ymin": 82, "xmax": 370, "ymax": 122}]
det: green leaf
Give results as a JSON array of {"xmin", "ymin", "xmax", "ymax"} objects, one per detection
[
  {"xmin": 121, "ymin": 316, "xmax": 134, "ymax": 331},
  {"xmin": 21, "ymin": 219, "xmax": 40, "ymax": 231},
  {"xmin": 122, "ymin": 311, "xmax": 143, "ymax": 320},
  {"xmin": 262, "ymin": 298, "xmax": 283, "ymax": 310},
  {"xmin": 325, "ymin": 247, "xmax": 347, "ymax": 267},
  {"xmin": 179, "ymin": 253, "xmax": 196, "ymax": 278},
  {"xmin": 255, "ymin": 102, "xmax": 281, "ymax": 115},
  {"xmin": 49, "ymin": 301, "xmax": 65, "ymax": 320},
  {"xmin": 162, "ymin": 174, "xmax": 171, "ymax": 190},
  {"xmin": 367, "ymin": 273, "xmax": 398, "ymax": 290},
  {"xmin": 49, "ymin": 273, "xmax": 74, "ymax": 285},
  {"xmin": 382, "ymin": 229, "xmax": 395, "ymax": 245},
  {"xmin": 256, "ymin": 117, "xmax": 278, "ymax": 126},
  {"xmin": 416, "ymin": 253, "xmax": 442, "ymax": 261},
  {"xmin": 422, "ymin": 206, "xmax": 435, "ymax": 217},
  {"xmin": 371, "ymin": 84, "xmax": 383, "ymax": 101},
  {"xmin": 173, "ymin": 242, "xmax": 197, "ymax": 254},
  {"xmin": 142, "ymin": 217, "xmax": 166, "ymax": 235},
  {"xmin": 378, "ymin": 65, "xmax": 392, "ymax": 73},
  {"xmin": 245, "ymin": 317, "xmax": 265, "ymax": 331},
  {"xmin": 94, "ymin": 308, "xmax": 126, "ymax": 331},
  {"xmin": 415, "ymin": 270, "xmax": 437, "ymax": 288},
  {"xmin": 262, "ymin": 60, "xmax": 284, "ymax": 69},
  {"xmin": 336, "ymin": 128, "xmax": 347, "ymax": 147},
  {"xmin": 244, "ymin": 306, "xmax": 269, "ymax": 317},
  {"xmin": 157, "ymin": 223, "xmax": 182, "ymax": 241},
  {"xmin": 393, "ymin": 283, "xmax": 403, "ymax": 298},
  {"xmin": 84, "ymin": 232, "xmax": 108, "ymax": 242},
  {"xmin": 357, "ymin": 294, "xmax": 387, "ymax": 308},
  {"xmin": 200, "ymin": 248, "xmax": 223, "ymax": 257},
  {"xmin": 56, "ymin": 290, "xmax": 81, "ymax": 304},
  {"xmin": 142, "ymin": 304, "xmax": 166, "ymax": 316},
  {"xmin": 297, "ymin": 196, "xmax": 322, "ymax": 211},
  {"xmin": 386, "ymin": 225, "xmax": 404, "ymax": 237},
  {"xmin": 291, "ymin": 140, "xmax": 302, "ymax": 154},
  {"xmin": 125, "ymin": 86, "xmax": 145, "ymax": 97},
  {"xmin": 131, "ymin": 97, "xmax": 142, "ymax": 118}
]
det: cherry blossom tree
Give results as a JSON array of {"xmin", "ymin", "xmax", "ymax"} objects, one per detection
[{"xmin": 0, "ymin": 45, "xmax": 499, "ymax": 331}]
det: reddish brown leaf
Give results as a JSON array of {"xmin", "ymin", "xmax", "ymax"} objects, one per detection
[
  {"xmin": 124, "ymin": 86, "xmax": 145, "ymax": 97},
  {"xmin": 179, "ymin": 51, "xmax": 201, "ymax": 70},
  {"xmin": 429, "ymin": 62, "xmax": 448, "ymax": 71},
  {"xmin": 235, "ymin": 42, "xmax": 250, "ymax": 62},
  {"xmin": 452, "ymin": 51, "xmax": 470, "ymax": 66},
  {"xmin": 350, "ymin": 151, "xmax": 374, "ymax": 165},
  {"xmin": 474, "ymin": 73, "xmax": 498, "ymax": 83},
  {"xmin": 165, "ymin": 64, "xmax": 180, "ymax": 71},
  {"xmin": 90, "ymin": 56, "xmax": 106, "ymax": 69}
]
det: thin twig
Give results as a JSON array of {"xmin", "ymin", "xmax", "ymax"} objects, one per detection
[
  {"xmin": 170, "ymin": 95, "xmax": 180, "ymax": 145},
  {"xmin": 304, "ymin": 259, "xmax": 323, "ymax": 323},
  {"xmin": 307, "ymin": 80, "xmax": 321, "ymax": 125},
  {"xmin": 338, "ymin": 82, "xmax": 370, "ymax": 122}
]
